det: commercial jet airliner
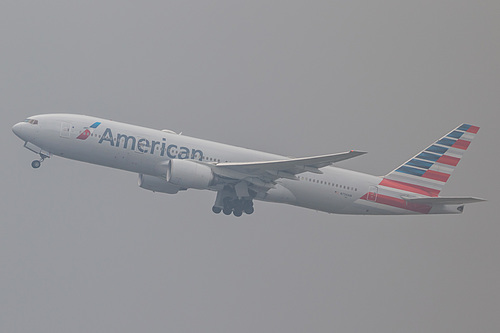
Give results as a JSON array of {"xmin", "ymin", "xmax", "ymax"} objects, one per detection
[{"xmin": 12, "ymin": 114, "xmax": 485, "ymax": 216}]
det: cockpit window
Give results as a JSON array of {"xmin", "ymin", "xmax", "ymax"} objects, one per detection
[{"xmin": 24, "ymin": 119, "xmax": 38, "ymax": 125}]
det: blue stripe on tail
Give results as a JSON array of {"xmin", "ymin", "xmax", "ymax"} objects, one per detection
[
  {"xmin": 406, "ymin": 159, "xmax": 433, "ymax": 169},
  {"xmin": 426, "ymin": 145, "xmax": 448, "ymax": 154},
  {"xmin": 396, "ymin": 166, "xmax": 426, "ymax": 177}
]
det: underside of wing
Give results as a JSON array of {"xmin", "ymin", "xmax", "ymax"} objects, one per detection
[{"xmin": 212, "ymin": 150, "xmax": 366, "ymax": 182}]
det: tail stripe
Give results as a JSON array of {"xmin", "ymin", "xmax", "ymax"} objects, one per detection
[
  {"xmin": 427, "ymin": 145, "xmax": 448, "ymax": 154},
  {"xmin": 407, "ymin": 159, "xmax": 433, "ymax": 169},
  {"xmin": 379, "ymin": 179, "xmax": 441, "ymax": 197},
  {"xmin": 386, "ymin": 172, "xmax": 446, "ymax": 189},
  {"xmin": 467, "ymin": 125, "xmax": 480, "ymax": 133},
  {"xmin": 452, "ymin": 139, "xmax": 471, "ymax": 150},
  {"xmin": 429, "ymin": 163, "xmax": 454, "ymax": 174},
  {"xmin": 436, "ymin": 155, "xmax": 460, "ymax": 166},
  {"xmin": 461, "ymin": 132, "xmax": 475, "ymax": 140},
  {"xmin": 383, "ymin": 123, "xmax": 479, "ymax": 196},
  {"xmin": 447, "ymin": 131, "xmax": 464, "ymax": 139},
  {"xmin": 441, "ymin": 148, "xmax": 465, "ymax": 159},
  {"xmin": 457, "ymin": 124, "xmax": 472, "ymax": 131},
  {"xmin": 396, "ymin": 166, "xmax": 426, "ymax": 177},
  {"xmin": 437, "ymin": 138, "xmax": 456, "ymax": 147},
  {"xmin": 422, "ymin": 170, "xmax": 450, "ymax": 182},
  {"xmin": 417, "ymin": 152, "xmax": 440, "ymax": 161}
]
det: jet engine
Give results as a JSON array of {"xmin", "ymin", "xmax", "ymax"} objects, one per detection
[
  {"xmin": 166, "ymin": 159, "xmax": 215, "ymax": 189},
  {"xmin": 138, "ymin": 174, "xmax": 180, "ymax": 194}
]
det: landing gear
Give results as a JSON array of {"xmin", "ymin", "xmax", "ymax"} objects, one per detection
[
  {"xmin": 220, "ymin": 197, "xmax": 254, "ymax": 217},
  {"xmin": 212, "ymin": 185, "xmax": 256, "ymax": 217},
  {"xmin": 31, "ymin": 154, "xmax": 48, "ymax": 169},
  {"xmin": 244, "ymin": 206, "xmax": 254, "ymax": 215}
]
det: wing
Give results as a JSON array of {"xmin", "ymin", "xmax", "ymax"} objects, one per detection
[{"xmin": 211, "ymin": 150, "xmax": 366, "ymax": 184}]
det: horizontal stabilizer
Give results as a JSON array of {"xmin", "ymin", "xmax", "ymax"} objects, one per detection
[{"xmin": 402, "ymin": 196, "xmax": 486, "ymax": 205}]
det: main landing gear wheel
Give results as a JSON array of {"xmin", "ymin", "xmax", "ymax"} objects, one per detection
[{"xmin": 216, "ymin": 197, "xmax": 255, "ymax": 216}]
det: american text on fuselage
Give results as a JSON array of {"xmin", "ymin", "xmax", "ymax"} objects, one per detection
[{"xmin": 98, "ymin": 127, "xmax": 204, "ymax": 160}]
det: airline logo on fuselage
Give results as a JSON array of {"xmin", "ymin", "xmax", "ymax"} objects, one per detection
[
  {"xmin": 77, "ymin": 122, "xmax": 101, "ymax": 140},
  {"xmin": 97, "ymin": 127, "xmax": 204, "ymax": 160}
]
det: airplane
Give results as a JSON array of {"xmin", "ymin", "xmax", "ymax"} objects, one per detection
[{"xmin": 12, "ymin": 114, "xmax": 485, "ymax": 216}]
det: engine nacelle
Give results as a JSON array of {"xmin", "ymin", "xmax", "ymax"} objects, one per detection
[
  {"xmin": 166, "ymin": 159, "xmax": 214, "ymax": 189},
  {"xmin": 138, "ymin": 174, "xmax": 180, "ymax": 194}
]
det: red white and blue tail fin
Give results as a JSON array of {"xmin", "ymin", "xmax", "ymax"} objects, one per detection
[{"xmin": 382, "ymin": 124, "xmax": 480, "ymax": 197}]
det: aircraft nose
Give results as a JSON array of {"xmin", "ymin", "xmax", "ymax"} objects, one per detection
[
  {"xmin": 12, "ymin": 122, "xmax": 23, "ymax": 137},
  {"xmin": 12, "ymin": 122, "xmax": 28, "ymax": 140}
]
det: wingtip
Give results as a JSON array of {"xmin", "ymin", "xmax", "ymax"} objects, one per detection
[{"xmin": 350, "ymin": 150, "xmax": 367, "ymax": 155}]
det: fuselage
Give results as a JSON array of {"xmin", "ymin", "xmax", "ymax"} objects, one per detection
[{"xmin": 12, "ymin": 114, "xmax": 466, "ymax": 215}]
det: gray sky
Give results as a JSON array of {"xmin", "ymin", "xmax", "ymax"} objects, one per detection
[{"xmin": 1, "ymin": 1, "xmax": 499, "ymax": 332}]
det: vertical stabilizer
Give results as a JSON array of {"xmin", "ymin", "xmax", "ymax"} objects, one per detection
[{"xmin": 382, "ymin": 124, "xmax": 479, "ymax": 197}]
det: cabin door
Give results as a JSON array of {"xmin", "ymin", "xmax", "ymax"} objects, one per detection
[{"xmin": 60, "ymin": 122, "xmax": 71, "ymax": 138}]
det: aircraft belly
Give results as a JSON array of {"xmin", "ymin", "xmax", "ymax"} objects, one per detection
[
  {"xmin": 339, "ymin": 199, "xmax": 419, "ymax": 215},
  {"xmin": 283, "ymin": 180, "xmax": 350, "ymax": 214}
]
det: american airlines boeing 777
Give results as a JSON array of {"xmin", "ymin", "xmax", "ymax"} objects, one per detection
[{"xmin": 12, "ymin": 114, "xmax": 485, "ymax": 216}]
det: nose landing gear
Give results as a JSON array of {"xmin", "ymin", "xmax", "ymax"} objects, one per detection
[{"xmin": 31, "ymin": 154, "xmax": 49, "ymax": 169}]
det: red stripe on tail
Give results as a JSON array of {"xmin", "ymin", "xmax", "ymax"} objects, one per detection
[
  {"xmin": 379, "ymin": 179, "xmax": 440, "ymax": 197},
  {"xmin": 361, "ymin": 193, "xmax": 432, "ymax": 214},
  {"xmin": 452, "ymin": 139, "xmax": 471, "ymax": 150},
  {"xmin": 437, "ymin": 155, "xmax": 460, "ymax": 166},
  {"xmin": 422, "ymin": 170, "xmax": 451, "ymax": 182},
  {"xmin": 467, "ymin": 126, "xmax": 480, "ymax": 134}
]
